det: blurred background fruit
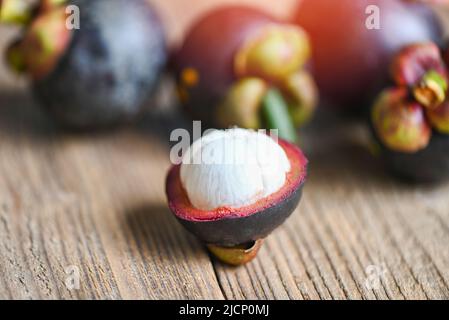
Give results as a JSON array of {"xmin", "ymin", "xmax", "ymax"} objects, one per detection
[
  {"xmin": 174, "ymin": 5, "xmax": 317, "ymax": 142},
  {"xmin": 151, "ymin": 0, "xmax": 297, "ymax": 47},
  {"xmin": 294, "ymin": 0, "xmax": 443, "ymax": 112},
  {"xmin": 4, "ymin": 0, "xmax": 167, "ymax": 129}
]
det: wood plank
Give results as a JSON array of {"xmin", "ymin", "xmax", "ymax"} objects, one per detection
[{"xmin": 0, "ymin": 87, "xmax": 224, "ymax": 299}]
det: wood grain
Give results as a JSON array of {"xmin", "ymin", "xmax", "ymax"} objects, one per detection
[{"xmin": 1, "ymin": 4, "xmax": 449, "ymax": 299}]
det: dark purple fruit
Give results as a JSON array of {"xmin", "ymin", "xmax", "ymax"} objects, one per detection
[
  {"xmin": 371, "ymin": 42, "xmax": 449, "ymax": 182},
  {"xmin": 166, "ymin": 136, "xmax": 307, "ymax": 264},
  {"xmin": 174, "ymin": 6, "xmax": 317, "ymax": 143},
  {"xmin": 294, "ymin": 0, "xmax": 442, "ymax": 111},
  {"xmin": 375, "ymin": 132, "xmax": 449, "ymax": 182},
  {"xmin": 6, "ymin": 0, "xmax": 167, "ymax": 129},
  {"xmin": 0, "ymin": 0, "xmax": 32, "ymax": 24}
]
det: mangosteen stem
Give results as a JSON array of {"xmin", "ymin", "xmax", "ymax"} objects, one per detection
[
  {"xmin": 414, "ymin": 70, "xmax": 448, "ymax": 109},
  {"xmin": 207, "ymin": 240, "xmax": 264, "ymax": 266},
  {"xmin": 262, "ymin": 88, "xmax": 298, "ymax": 143},
  {"xmin": 0, "ymin": 0, "xmax": 33, "ymax": 25}
]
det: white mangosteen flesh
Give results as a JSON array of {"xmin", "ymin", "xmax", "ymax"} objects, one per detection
[{"xmin": 180, "ymin": 128, "xmax": 291, "ymax": 211}]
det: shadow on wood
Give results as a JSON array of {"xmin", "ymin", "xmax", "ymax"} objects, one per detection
[{"xmin": 0, "ymin": 90, "xmax": 56, "ymax": 140}]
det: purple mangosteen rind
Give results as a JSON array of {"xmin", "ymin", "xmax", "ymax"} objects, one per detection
[
  {"xmin": 175, "ymin": 184, "xmax": 303, "ymax": 247},
  {"xmin": 166, "ymin": 138, "xmax": 307, "ymax": 247},
  {"xmin": 33, "ymin": 0, "xmax": 167, "ymax": 129}
]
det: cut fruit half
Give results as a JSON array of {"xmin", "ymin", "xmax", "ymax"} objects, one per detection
[{"xmin": 166, "ymin": 137, "xmax": 307, "ymax": 247}]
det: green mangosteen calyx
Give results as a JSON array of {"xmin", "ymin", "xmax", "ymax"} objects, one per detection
[
  {"xmin": 391, "ymin": 42, "xmax": 448, "ymax": 109},
  {"xmin": 427, "ymin": 100, "xmax": 449, "ymax": 134},
  {"xmin": 372, "ymin": 87, "xmax": 431, "ymax": 153},
  {"xmin": 216, "ymin": 77, "xmax": 267, "ymax": 130},
  {"xmin": 0, "ymin": 0, "xmax": 33, "ymax": 25},
  {"xmin": 372, "ymin": 42, "xmax": 449, "ymax": 154},
  {"xmin": 216, "ymin": 70, "xmax": 318, "ymax": 144},
  {"xmin": 166, "ymin": 128, "xmax": 307, "ymax": 265},
  {"xmin": 6, "ymin": 38, "xmax": 27, "ymax": 73},
  {"xmin": 207, "ymin": 240, "xmax": 264, "ymax": 266},
  {"xmin": 4, "ymin": 2, "xmax": 72, "ymax": 80},
  {"xmin": 414, "ymin": 70, "xmax": 447, "ymax": 109},
  {"xmin": 40, "ymin": 0, "xmax": 68, "ymax": 12},
  {"xmin": 20, "ymin": 6, "xmax": 72, "ymax": 80},
  {"xmin": 175, "ymin": 9, "xmax": 318, "ymax": 144},
  {"xmin": 234, "ymin": 24, "xmax": 311, "ymax": 83},
  {"xmin": 31, "ymin": 0, "xmax": 167, "ymax": 129},
  {"xmin": 221, "ymin": 24, "xmax": 317, "ymax": 143}
]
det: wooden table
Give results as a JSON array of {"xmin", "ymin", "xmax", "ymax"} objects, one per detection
[{"xmin": 1, "ymin": 3, "xmax": 449, "ymax": 300}]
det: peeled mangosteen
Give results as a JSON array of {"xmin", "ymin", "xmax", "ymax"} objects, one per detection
[
  {"xmin": 371, "ymin": 43, "xmax": 449, "ymax": 182},
  {"xmin": 4, "ymin": 0, "xmax": 167, "ymax": 129},
  {"xmin": 174, "ymin": 6, "xmax": 318, "ymax": 143},
  {"xmin": 166, "ymin": 128, "xmax": 307, "ymax": 265}
]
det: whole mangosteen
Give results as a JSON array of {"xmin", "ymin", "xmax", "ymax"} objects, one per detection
[
  {"xmin": 371, "ymin": 42, "xmax": 449, "ymax": 182},
  {"xmin": 174, "ymin": 6, "xmax": 318, "ymax": 143},
  {"xmin": 166, "ymin": 128, "xmax": 308, "ymax": 265},
  {"xmin": 3, "ymin": 0, "xmax": 167, "ymax": 129}
]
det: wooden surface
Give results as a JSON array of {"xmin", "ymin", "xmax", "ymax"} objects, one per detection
[{"xmin": 1, "ymin": 3, "xmax": 449, "ymax": 300}]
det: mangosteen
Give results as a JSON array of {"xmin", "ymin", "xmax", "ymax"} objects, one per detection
[
  {"xmin": 371, "ymin": 43, "xmax": 449, "ymax": 182},
  {"xmin": 375, "ymin": 131, "xmax": 449, "ymax": 182},
  {"xmin": 294, "ymin": 0, "xmax": 443, "ymax": 112},
  {"xmin": 174, "ymin": 6, "xmax": 318, "ymax": 143},
  {"xmin": 165, "ymin": 128, "xmax": 307, "ymax": 265},
  {"xmin": 4, "ymin": 0, "xmax": 167, "ymax": 129}
]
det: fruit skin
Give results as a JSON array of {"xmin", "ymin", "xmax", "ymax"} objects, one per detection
[
  {"xmin": 374, "ymin": 132, "xmax": 449, "ymax": 182},
  {"xmin": 294, "ymin": 0, "xmax": 442, "ymax": 111},
  {"xmin": 174, "ymin": 6, "xmax": 274, "ymax": 125},
  {"xmin": 34, "ymin": 0, "xmax": 167, "ymax": 129},
  {"xmin": 166, "ymin": 138, "xmax": 307, "ymax": 247}
]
